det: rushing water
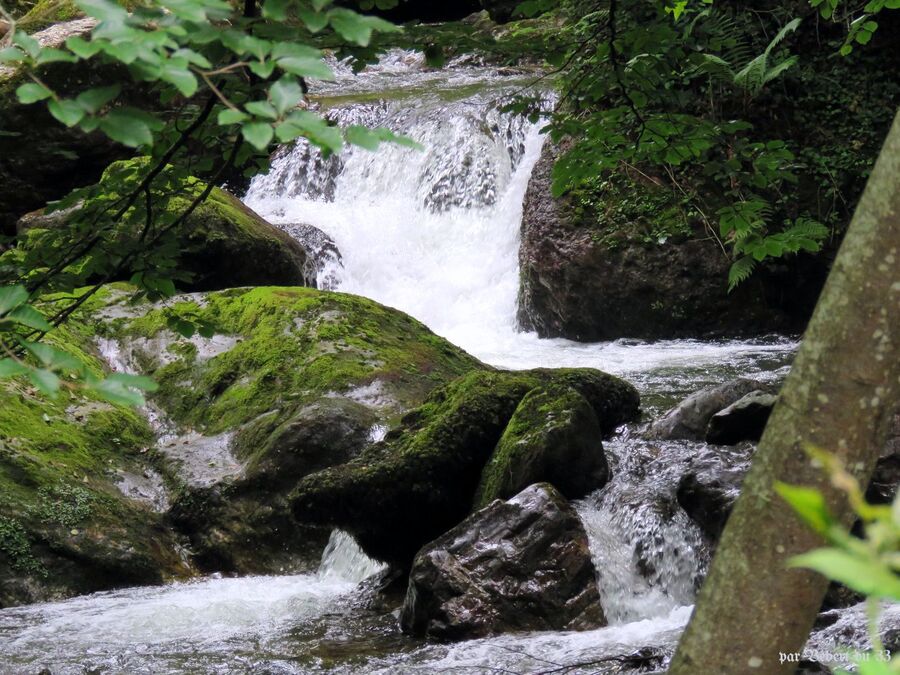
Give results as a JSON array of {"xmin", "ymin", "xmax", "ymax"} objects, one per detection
[{"xmin": 1, "ymin": 51, "xmax": 844, "ymax": 674}]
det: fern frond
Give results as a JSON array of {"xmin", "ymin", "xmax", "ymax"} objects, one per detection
[
  {"xmin": 764, "ymin": 18, "xmax": 802, "ymax": 57},
  {"xmin": 762, "ymin": 56, "xmax": 799, "ymax": 85},
  {"xmin": 728, "ymin": 256, "xmax": 757, "ymax": 292}
]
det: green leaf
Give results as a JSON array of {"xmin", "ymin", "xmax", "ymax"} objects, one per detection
[
  {"xmin": 6, "ymin": 306, "xmax": 52, "ymax": 331},
  {"xmin": 105, "ymin": 372, "xmax": 158, "ymax": 392},
  {"xmin": 76, "ymin": 0, "xmax": 129, "ymax": 23},
  {"xmin": 28, "ymin": 369, "xmax": 60, "ymax": 397},
  {"xmin": 76, "ymin": 85, "xmax": 121, "ymax": 113},
  {"xmin": 269, "ymin": 78, "xmax": 304, "ymax": 115},
  {"xmin": 13, "ymin": 32, "xmax": 40, "ymax": 58},
  {"xmin": 790, "ymin": 548, "xmax": 900, "ymax": 601},
  {"xmin": 0, "ymin": 46, "xmax": 26, "ymax": 63},
  {"xmin": 245, "ymin": 100, "xmax": 279, "ymax": 120},
  {"xmin": 0, "ymin": 359, "xmax": 30, "ymax": 378},
  {"xmin": 65, "ymin": 36, "xmax": 102, "ymax": 59},
  {"xmin": 16, "ymin": 82, "xmax": 53, "ymax": 104},
  {"xmin": 262, "ymin": 0, "xmax": 290, "ymax": 20},
  {"xmin": 217, "ymin": 108, "xmax": 249, "ymax": 125},
  {"xmin": 48, "ymin": 99, "xmax": 86, "ymax": 127},
  {"xmin": 25, "ymin": 343, "xmax": 81, "ymax": 370},
  {"xmin": 241, "ymin": 122, "xmax": 274, "ymax": 150},
  {"xmin": 775, "ymin": 482, "xmax": 835, "ymax": 535},
  {"xmin": 160, "ymin": 65, "xmax": 198, "ymax": 97},
  {"xmin": 0, "ymin": 286, "xmax": 29, "ymax": 314},
  {"xmin": 277, "ymin": 55, "xmax": 334, "ymax": 80},
  {"xmin": 99, "ymin": 110, "xmax": 153, "ymax": 147}
]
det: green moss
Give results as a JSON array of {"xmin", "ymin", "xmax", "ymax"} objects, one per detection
[
  {"xmin": 292, "ymin": 367, "xmax": 639, "ymax": 566},
  {"xmin": 571, "ymin": 172, "xmax": 694, "ymax": 250},
  {"xmin": 0, "ymin": 516, "xmax": 44, "ymax": 576},
  {"xmin": 17, "ymin": 0, "xmax": 83, "ymax": 30},
  {"xmin": 0, "ymin": 328, "xmax": 187, "ymax": 603},
  {"xmin": 98, "ymin": 286, "xmax": 481, "ymax": 434}
]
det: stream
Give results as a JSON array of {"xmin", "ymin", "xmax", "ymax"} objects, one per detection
[{"xmin": 0, "ymin": 50, "xmax": 887, "ymax": 675}]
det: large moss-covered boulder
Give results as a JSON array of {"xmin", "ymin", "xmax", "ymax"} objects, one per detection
[
  {"xmin": 0, "ymin": 324, "xmax": 191, "ymax": 608},
  {"xmin": 11, "ymin": 161, "xmax": 316, "ymax": 291},
  {"xmin": 473, "ymin": 384, "xmax": 608, "ymax": 508},
  {"xmin": 292, "ymin": 367, "xmax": 639, "ymax": 567},
  {"xmin": 90, "ymin": 285, "xmax": 481, "ymax": 571}
]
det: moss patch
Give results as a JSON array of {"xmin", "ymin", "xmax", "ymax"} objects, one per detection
[
  {"xmin": 292, "ymin": 368, "xmax": 638, "ymax": 567},
  {"xmin": 97, "ymin": 285, "xmax": 481, "ymax": 434},
  {"xmin": 0, "ymin": 329, "xmax": 189, "ymax": 607}
]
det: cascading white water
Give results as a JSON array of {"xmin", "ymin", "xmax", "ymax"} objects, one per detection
[{"xmin": 0, "ymin": 51, "xmax": 813, "ymax": 675}]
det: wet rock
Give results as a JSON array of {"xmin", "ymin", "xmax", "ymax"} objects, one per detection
[
  {"xmin": 0, "ymin": 341, "xmax": 192, "ymax": 607},
  {"xmin": 91, "ymin": 285, "xmax": 480, "ymax": 574},
  {"xmin": 867, "ymin": 412, "xmax": 900, "ymax": 505},
  {"xmin": 675, "ymin": 446, "xmax": 752, "ymax": 541},
  {"xmin": 292, "ymin": 368, "xmax": 639, "ymax": 567},
  {"xmin": 516, "ymin": 144, "xmax": 821, "ymax": 341},
  {"xmin": 12, "ymin": 161, "xmax": 316, "ymax": 292},
  {"xmin": 280, "ymin": 222, "xmax": 344, "ymax": 290},
  {"xmin": 400, "ymin": 483, "xmax": 605, "ymax": 639},
  {"xmin": 705, "ymin": 390, "xmax": 777, "ymax": 445},
  {"xmin": 649, "ymin": 378, "xmax": 767, "ymax": 441},
  {"xmin": 474, "ymin": 384, "xmax": 608, "ymax": 508}
]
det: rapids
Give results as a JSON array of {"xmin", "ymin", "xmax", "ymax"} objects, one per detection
[{"xmin": 2, "ymin": 49, "xmax": 877, "ymax": 675}]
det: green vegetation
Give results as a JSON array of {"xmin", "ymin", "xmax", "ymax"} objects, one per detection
[
  {"xmin": 514, "ymin": 0, "xmax": 900, "ymax": 288},
  {"xmin": 779, "ymin": 449, "xmax": 900, "ymax": 672},
  {"xmin": 91, "ymin": 285, "xmax": 481, "ymax": 432}
]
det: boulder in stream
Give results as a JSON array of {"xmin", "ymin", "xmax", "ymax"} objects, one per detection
[
  {"xmin": 12, "ymin": 160, "xmax": 317, "ymax": 292},
  {"xmin": 648, "ymin": 377, "xmax": 768, "ymax": 441},
  {"xmin": 400, "ymin": 483, "xmax": 606, "ymax": 639},
  {"xmin": 705, "ymin": 390, "xmax": 777, "ymax": 445},
  {"xmin": 473, "ymin": 384, "xmax": 608, "ymax": 508},
  {"xmin": 292, "ymin": 368, "xmax": 639, "ymax": 567}
]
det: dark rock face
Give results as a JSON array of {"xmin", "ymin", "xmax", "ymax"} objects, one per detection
[
  {"xmin": 474, "ymin": 385, "xmax": 608, "ymax": 508},
  {"xmin": 676, "ymin": 455, "xmax": 749, "ymax": 541},
  {"xmin": 292, "ymin": 368, "xmax": 640, "ymax": 567},
  {"xmin": 517, "ymin": 143, "xmax": 817, "ymax": 341},
  {"xmin": 400, "ymin": 483, "xmax": 606, "ymax": 639},
  {"xmin": 705, "ymin": 390, "xmax": 777, "ymax": 445},
  {"xmin": 168, "ymin": 399, "xmax": 377, "ymax": 572},
  {"xmin": 480, "ymin": 0, "xmax": 520, "ymax": 22},
  {"xmin": 867, "ymin": 412, "xmax": 900, "ymax": 504},
  {"xmin": 0, "ymin": 20, "xmax": 127, "ymax": 236},
  {"xmin": 648, "ymin": 378, "xmax": 768, "ymax": 441}
]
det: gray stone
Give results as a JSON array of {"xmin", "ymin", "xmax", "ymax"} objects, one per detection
[
  {"xmin": 705, "ymin": 390, "xmax": 777, "ymax": 445},
  {"xmin": 400, "ymin": 483, "xmax": 606, "ymax": 639}
]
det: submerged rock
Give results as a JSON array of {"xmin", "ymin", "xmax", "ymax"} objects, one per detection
[
  {"xmin": 292, "ymin": 368, "xmax": 639, "ymax": 567},
  {"xmin": 474, "ymin": 384, "xmax": 608, "ymax": 508},
  {"xmin": 400, "ymin": 483, "xmax": 605, "ymax": 639},
  {"xmin": 705, "ymin": 390, "xmax": 777, "ymax": 445},
  {"xmin": 648, "ymin": 377, "xmax": 767, "ymax": 441}
]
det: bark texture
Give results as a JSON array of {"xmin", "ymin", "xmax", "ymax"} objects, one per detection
[{"xmin": 669, "ymin": 109, "xmax": 900, "ymax": 673}]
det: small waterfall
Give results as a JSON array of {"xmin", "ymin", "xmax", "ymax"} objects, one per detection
[{"xmin": 317, "ymin": 530, "xmax": 387, "ymax": 584}]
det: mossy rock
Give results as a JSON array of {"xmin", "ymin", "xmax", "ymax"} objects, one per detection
[
  {"xmin": 68, "ymin": 284, "xmax": 482, "ymax": 572},
  {"xmin": 473, "ymin": 384, "xmax": 608, "ymax": 509},
  {"xmin": 11, "ymin": 159, "xmax": 315, "ymax": 292},
  {"xmin": 291, "ymin": 368, "xmax": 639, "ymax": 567},
  {"xmin": 0, "ymin": 324, "xmax": 191, "ymax": 607},
  {"xmin": 17, "ymin": 0, "xmax": 84, "ymax": 30}
]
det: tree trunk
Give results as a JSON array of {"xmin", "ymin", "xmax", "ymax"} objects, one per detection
[{"xmin": 669, "ymin": 109, "xmax": 900, "ymax": 673}]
